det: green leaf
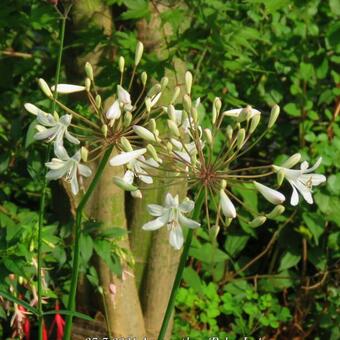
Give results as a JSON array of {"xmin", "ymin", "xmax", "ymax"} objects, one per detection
[
  {"xmin": 330, "ymin": 0, "xmax": 340, "ymax": 15},
  {"xmin": 121, "ymin": 0, "xmax": 150, "ymax": 20},
  {"xmin": 97, "ymin": 227, "xmax": 127, "ymax": 239},
  {"xmin": 283, "ymin": 103, "xmax": 300, "ymax": 117},
  {"xmin": 183, "ymin": 267, "xmax": 202, "ymax": 292},
  {"xmin": 224, "ymin": 230, "xmax": 249, "ymax": 257},
  {"xmin": 80, "ymin": 233, "xmax": 93, "ymax": 264},
  {"xmin": 278, "ymin": 251, "xmax": 301, "ymax": 272},
  {"xmin": 43, "ymin": 309, "xmax": 94, "ymax": 321},
  {"xmin": 0, "ymin": 290, "xmax": 39, "ymax": 315},
  {"xmin": 190, "ymin": 243, "xmax": 229, "ymax": 263},
  {"xmin": 25, "ymin": 120, "xmax": 38, "ymax": 148},
  {"xmin": 302, "ymin": 212, "xmax": 324, "ymax": 246}
]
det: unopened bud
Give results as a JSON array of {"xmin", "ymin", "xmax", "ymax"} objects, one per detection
[
  {"xmin": 161, "ymin": 76, "xmax": 168, "ymax": 90},
  {"xmin": 171, "ymin": 86, "xmax": 181, "ymax": 104},
  {"xmin": 141, "ymin": 71, "xmax": 147, "ymax": 86},
  {"xmin": 101, "ymin": 124, "xmax": 108, "ymax": 138},
  {"xmin": 131, "ymin": 189, "xmax": 142, "ymax": 199},
  {"xmin": 18, "ymin": 276, "xmax": 24, "ymax": 285},
  {"xmin": 98, "ymin": 286, "xmax": 104, "ymax": 295},
  {"xmin": 225, "ymin": 217, "xmax": 232, "ymax": 227},
  {"xmin": 168, "ymin": 105, "xmax": 176, "ymax": 121},
  {"xmin": 135, "ymin": 41, "xmax": 144, "ymax": 66},
  {"xmin": 212, "ymin": 106, "xmax": 217, "ymax": 125},
  {"xmin": 236, "ymin": 128, "xmax": 246, "ymax": 149},
  {"xmin": 39, "ymin": 78, "xmax": 53, "ymax": 98},
  {"xmin": 249, "ymin": 114, "xmax": 261, "ymax": 134},
  {"xmin": 183, "ymin": 94, "xmax": 192, "ymax": 112},
  {"xmin": 145, "ymin": 97, "xmax": 152, "ymax": 112},
  {"xmin": 249, "ymin": 216, "xmax": 266, "ymax": 228},
  {"xmin": 221, "ymin": 179, "xmax": 227, "ymax": 189},
  {"xmin": 168, "ymin": 120, "xmax": 180, "ymax": 137},
  {"xmin": 281, "ymin": 153, "xmax": 301, "ymax": 168},
  {"xmin": 277, "ymin": 169, "xmax": 285, "ymax": 187},
  {"xmin": 166, "ymin": 142, "xmax": 173, "ymax": 152},
  {"xmin": 81, "ymin": 146, "xmax": 89, "ymax": 162},
  {"xmin": 119, "ymin": 56, "xmax": 125, "ymax": 73},
  {"xmin": 113, "ymin": 176, "xmax": 138, "ymax": 192},
  {"xmin": 150, "ymin": 119, "xmax": 157, "ymax": 133},
  {"xmin": 147, "ymin": 144, "xmax": 160, "ymax": 162},
  {"xmin": 266, "ymin": 205, "xmax": 285, "ymax": 219},
  {"xmin": 214, "ymin": 97, "xmax": 222, "ymax": 114},
  {"xmin": 268, "ymin": 104, "xmax": 280, "ymax": 128},
  {"xmin": 85, "ymin": 78, "xmax": 91, "ymax": 92},
  {"xmin": 185, "ymin": 71, "xmax": 193, "ymax": 94},
  {"xmin": 147, "ymin": 84, "xmax": 161, "ymax": 98},
  {"xmin": 53, "ymin": 111, "xmax": 59, "ymax": 121},
  {"xmin": 85, "ymin": 62, "xmax": 94, "ymax": 81},
  {"xmin": 204, "ymin": 128, "xmax": 213, "ymax": 145},
  {"xmin": 133, "ymin": 125, "xmax": 157, "ymax": 143},
  {"xmin": 191, "ymin": 107, "xmax": 198, "ymax": 123},
  {"xmin": 120, "ymin": 137, "xmax": 133, "ymax": 152},
  {"xmin": 123, "ymin": 111, "xmax": 132, "ymax": 127},
  {"xmin": 226, "ymin": 125, "xmax": 233, "ymax": 140},
  {"xmin": 95, "ymin": 94, "xmax": 101, "ymax": 109}
]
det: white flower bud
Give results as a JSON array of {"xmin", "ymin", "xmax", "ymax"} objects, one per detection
[
  {"xmin": 147, "ymin": 84, "xmax": 161, "ymax": 97},
  {"xmin": 249, "ymin": 216, "xmax": 266, "ymax": 228},
  {"xmin": 191, "ymin": 107, "xmax": 198, "ymax": 123},
  {"xmin": 85, "ymin": 62, "xmax": 94, "ymax": 81},
  {"xmin": 171, "ymin": 86, "xmax": 181, "ymax": 104},
  {"xmin": 145, "ymin": 97, "xmax": 152, "ymax": 112},
  {"xmin": 220, "ymin": 190, "xmax": 236, "ymax": 218},
  {"xmin": 133, "ymin": 125, "xmax": 157, "ymax": 143},
  {"xmin": 236, "ymin": 128, "xmax": 246, "ymax": 149},
  {"xmin": 253, "ymin": 181, "xmax": 286, "ymax": 205},
  {"xmin": 268, "ymin": 104, "xmax": 280, "ymax": 128},
  {"xmin": 24, "ymin": 103, "xmax": 47, "ymax": 116},
  {"xmin": 161, "ymin": 76, "xmax": 168, "ymax": 90},
  {"xmin": 101, "ymin": 124, "xmax": 108, "ymax": 138},
  {"xmin": 120, "ymin": 136, "xmax": 133, "ymax": 152},
  {"xmin": 53, "ymin": 111, "xmax": 59, "ymax": 121},
  {"xmin": 131, "ymin": 189, "xmax": 142, "ymax": 199},
  {"xmin": 147, "ymin": 144, "xmax": 160, "ymax": 162},
  {"xmin": 221, "ymin": 179, "xmax": 227, "ymax": 189},
  {"xmin": 168, "ymin": 105, "xmax": 176, "ymax": 121},
  {"xmin": 123, "ymin": 111, "xmax": 132, "ymax": 127},
  {"xmin": 150, "ymin": 119, "xmax": 157, "ymax": 133},
  {"xmin": 214, "ymin": 97, "xmax": 222, "ymax": 114},
  {"xmin": 39, "ymin": 78, "xmax": 53, "ymax": 98},
  {"xmin": 141, "ymin": 71, "xmax": 147, "ymax": 86},
  {"xmin": 168, "ymin": 120, "xmax": 180, "ymax": 137},
  {"xmin": 85, "ymin": 78, "xmax": 91, "ymax": 92},
  {"xmin": 212, "ymin": 105, "xmax": 217, "ymax": 125},
  {"xmin": 204, "ymin": 128, "xmax": 213, "ymax": 145},
  {"xmin": 80, "ymin": 146, "xmax": 89, "ymax": 162},
  {"xmin": 266, "ymin": 205, "xmax": 285, "ymax": 219},
  {"xmin": 95, "ymin": 94, "xmax": 101, "ymax": 109},
  {"xmin": 183, "ymin": 94, "xmax": 192, "ymax": 112},
  {"xmin": 185, "ymin": 71, "xmax": 193, "ymax": 94},
  {"xmin": 119, "ymin": 56, "xmax": 125, "ymax": 73},
  {"xmin": 135, "ymin": 41, "xmax": 144, "ymax": 66},
  {"xmin": 249, "ymin": 114, "xmax": 261, "ymax": 134},
  {"xmin": 276, "ymin": 169, "xmax": 285, "ymax": 187},
  {"xmin": 280, "ymin": 153, "xmax": 301, "ymax": 168},
  {"xmin": 209, "ymin": 225, "xmax": 220, "ymax": 241},
  {"xmin": 166, "ymin": 142, "xmax": 173, "ymax": 152}
]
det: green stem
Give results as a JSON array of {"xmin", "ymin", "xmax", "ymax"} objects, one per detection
[
  {"xmin": 63, "ymin": 145, "xmax": 113, "ymax": 340},
  {"xmin": 37, "ymin": 15, "xmax": 66, "ymax": 340},
  {"xmin": 158, "ymin": 189, "xmax": 205, "ymax": 340}
]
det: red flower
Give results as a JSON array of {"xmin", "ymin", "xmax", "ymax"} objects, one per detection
[{"xmin": 48, "ymin": 302, "xmax": 65, "ymax": 340}]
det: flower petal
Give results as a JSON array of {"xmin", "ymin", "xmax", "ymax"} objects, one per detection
[
  {"xmin": 106, "ymin": 100, "xmax": 121, "ymax": 120},
  {"xmin": 78, "ymin": 164, "xmax": 92, "ymax": 177},
  {"xmin": 178, "ymin": 213, "xmax": 200, "ymax": 229},
  {"xmin": 142, "ymin": 216, "xmax": 166, "ymax": 230},
  {"xmin": 24, "ymin": 103, "xmax": 48, "ymax": 116},
  {"xmin": 169, "ymin": 227, "xmax": 184, "ymax": 250},
  {"xmin": 117, "ymin": 85, "xmax": 131, "ymax": 104},
  {"xmin": 290, "ymin": 182, "xmax": 299, "ymax": 206},
  {"xmin": 65, "ymin": 130, "xmax": 80, "ymax": 144},
  {"xmin": 147, "ymin": 204, "xmax": 164, "ymax": 217},
  {"xmin": 109, "ymin": 148, "xmax": 147, "ymax": 166},
  {"xmin": 34, "ymin": 126, "xmax": 58, "ymax": 140},
  {"xmin": 179, "ymin": 198, "xmax": 194, "ymax": 213}
]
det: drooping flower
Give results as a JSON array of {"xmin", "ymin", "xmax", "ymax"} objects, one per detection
[
  {"xmin": 51, "ymin": 84, "xmax": 86, "ymax": 94},
  {"xmin": 48, "ymin": 302, "xmax": 65, "ymax": 340},
  {"xmin": 109, "ymin": 148, "xmax": 147, "ymax": 166},
  {"xmin": 273, "ymin": 157, "xmax": 326, "ymax": 206},
  {"xmin": 32, "ymin": 110, "xmax": 79, "ymax": 146},
  {"xmin": 253, "ymin": 181, "xmax": 286, "ymax": 205},
  {"xmin": 45, "ymin": 145, "xmax": 92, "ymax": 195},
  {"xmin": 220, "ymin": 189, "xmax": 236, "ymax": 218},
  {"xmin": 142, "ymin": 193, "xmax": 200, "ymax": 249},
  {"xmin": 106, "ymin": 85, "xmax": 133, "ymax": 120}
]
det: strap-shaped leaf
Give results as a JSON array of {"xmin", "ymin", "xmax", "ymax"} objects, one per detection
[
  {"xmin": 0, "ymin": 290, "xmax": 39, "ymax": 315},
  {"xmin": 43, "ymin": 309, "xmax": 94, "ymax": 321}
]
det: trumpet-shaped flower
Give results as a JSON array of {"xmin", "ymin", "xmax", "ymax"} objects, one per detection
[
  {"xmin": 45, "ymin": 145, "xmax": 92, "ymax": 195},
  {"xmin": 34, "ymin": 112, "xmax": 79, "ymax": 146},
  {"xmin": 106, "ymin": 85, "xmax": 133, "ymax": 120},
  {"xmin": 273, "ymin": 157, "xmax": 326, "ymax": 206},
  {"xmin": 142, "ymin": 193, "xmax": 200, "ymax": 249}
]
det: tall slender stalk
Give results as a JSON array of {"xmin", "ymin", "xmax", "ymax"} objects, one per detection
[
  {"xmin": 37, "ymin": 14, "xmax": 66, "ymax": 340},
  {"xmin": 63, "ymin": 145, "xmax": 114, "ymax": 340},
  {"xmin": 158, "ymin": 189, "xmax": 205, "ymax": 340}
]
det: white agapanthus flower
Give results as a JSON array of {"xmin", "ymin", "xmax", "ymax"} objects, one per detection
[
  {"xmin": 142, "ymin": 193, "xmax": 200, "ymax": 250},
  {"xmin": 253, "ymin": 181, "xmax": 286, "ymax": 205},
  {"xmin": 106, "ymin": 85, "xmax": 133, "ymax": 120},
  {"xmin": 223, "ymin": 105, "xmax": 261, "ymax": 122},
  {"xmin": 220, "ymin": 190, "xmax": 236, "ymax": 218},
  {"xmin": 45, "ymin": 145, "xmax": 92, "ymax": 195},
  {"xmin": 34, "ymin": 112, "xmax": 79, "ymax": 146},
  {"xmin": 170, "ymin": 139, "xmax": 198, "ymax": 164},
  {"xmin": 273, "ymin": 157, "xmax": 326, "ymax": 206}
]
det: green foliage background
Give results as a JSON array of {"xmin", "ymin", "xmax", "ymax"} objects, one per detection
[{"xmin": 0, "ymin": 0, "xmax": 339, "ymax": 338}]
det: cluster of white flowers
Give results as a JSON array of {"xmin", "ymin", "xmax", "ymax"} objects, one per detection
[{"xmin": 26, "ymin": 42, "xmax": 326, "ymax": 249}]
